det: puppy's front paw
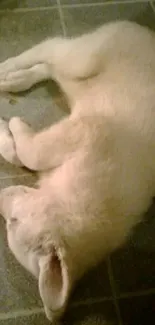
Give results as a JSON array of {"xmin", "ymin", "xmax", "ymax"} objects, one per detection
[
  {"xmin": 0, "ymin": 58, "xmax": 34, "ymax": 92},
  {"xmin": 0, "ymin": 58, "xmax": 17, "ymax": 89},
  {"xmin": 0, "ymin": 58, "xmax": 16, "ymax": 78},
  {"xmin": 0, "ymin": 118, "xmax": 23, "ymax": 166},
  {"xmin": 0, "ymin": 69, "xmax": 35, "ymax": 92}
]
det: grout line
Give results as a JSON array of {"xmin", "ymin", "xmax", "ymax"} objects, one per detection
[
  {"xmin": 0, "ymin": 6, "xmax": 58, "ymax": 13},
  {"xmin": 119, "ymin": 287, "xmax": 155, "ymax": 299},
  {"xmin": 56, "ymin": 0, "xmax": 151, "ymax": 9},
  {"xmin": 0, "ymin": 172, "xmax": 33, "ymax": 180},
  {"xmin": 107, "ymin": 257, "xmax": 123, "ymax": 325},
  {"xmin": 150, "ymin": 0, "xmax": 155, "ymax": 12},
  {"xmin": 0, "ymin": 308, "xmax": 44, "ymax": 321},
  {"xmin": 71, "ymin": 296, "xmax": 113, "ymax": 307},
  {"xmin": 0, "ymin": 0, "xmax": 150, "ymax": 13},
  {"xmin": 56, "ymin": 0, "xmax": 67, "ymax": 37},
  {"xmin": 71, "ymin": 287, "xmax": 155, "ymax": 306}
]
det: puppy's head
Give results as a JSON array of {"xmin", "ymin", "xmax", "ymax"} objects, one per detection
[{"xmin": 0, "ymin": 186, "xmax": 71, "ymax": 323}]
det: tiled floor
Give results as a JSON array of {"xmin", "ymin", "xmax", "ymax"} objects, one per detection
[{"xmin": 0, "ymin": 0, "xmax": 155, "ymax": 324}]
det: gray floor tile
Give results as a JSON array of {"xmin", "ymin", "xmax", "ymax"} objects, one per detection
[
  {"xmin": 62, "ymin": 2, "xmax": 155, "ymax": 36},
  {"xmin": 0, "ymin": 173, "xmax": 36, "ymax": 188},
  {"xmin": 0, "ymin": 301, "xmax": 118, "ymax": 324},
  {"xmin": 0, "ymin": 91, "xmax": 64, "ymax": 130},
  {"xmin": 0, "ymin": 159, "xmax": 31, "ymax": 179},
  {"xmin": 0, "ymin": 9, "xmax": 62, "ymax": 60},
  {"xmin": 0, "ymin": 0, "xmax": 57, "ymax": 9},
  {"xmin": 0, "ymin": 312, "xmax": 50, "ymax": 325}
]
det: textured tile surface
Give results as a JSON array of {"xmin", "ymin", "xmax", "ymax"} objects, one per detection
[
  {"xmin": 0, "ymin": 301, "xmax": 118, "ymax": 324},
  {"xmin": 0, "ymin": 312, "xmax": 50, "ymax": 325},
  {"xmin": 62, "ymin": 2, "xmax": 154, "ymax": 36},
  {"xmin": 0, "ymin": 9, "xmax": 62, "ymax": 60}
]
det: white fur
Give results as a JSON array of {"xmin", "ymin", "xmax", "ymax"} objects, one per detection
[{"xmin": 0, "ymin": 20, "xmax": 155, "ymax": 323}]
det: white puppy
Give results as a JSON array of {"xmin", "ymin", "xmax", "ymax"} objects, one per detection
[{"xmin": 0, "ymin": 20, "xmax": 155, "ymax": 323}]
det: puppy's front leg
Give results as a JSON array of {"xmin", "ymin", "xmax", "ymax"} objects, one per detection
[
  {"xmin": 0, "ymin": 36, "xmax": 73, "ymax": 93},
  {"xmin": 0, "ymin": 29, "xmax": 103, "ymax": 93},
  {"xmin": 0, "ymin": 39, "xmax": 54, "ymax": 92}
]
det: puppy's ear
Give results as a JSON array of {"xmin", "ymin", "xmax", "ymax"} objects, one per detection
[{"xmin": 38, "ymin": 246, "xmax": 69, "ymax": 322}]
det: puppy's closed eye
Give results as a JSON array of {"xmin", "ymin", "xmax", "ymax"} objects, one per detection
[{"xmin": 7, "ymin": 216, "xmax": 18, "ymax": 229}]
